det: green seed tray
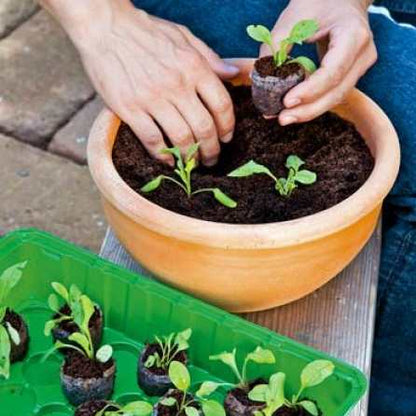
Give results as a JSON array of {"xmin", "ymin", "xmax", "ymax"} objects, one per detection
[{"xmin": 0, "ymin": 229, "xmax": 367, "ymax": 416}]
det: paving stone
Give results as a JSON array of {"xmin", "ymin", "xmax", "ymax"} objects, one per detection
[
  {"xmin": 49, "ymin": 96, "xmax": 104, "ymax": 165},
  {"xmin": 0, "ymin": 11, "xmax": 94, "ymax": 146},
  {"xmin": 0, "ymin": 0, "xmax": 38, "ymax": 38},
  {"xmin": 0, "ymin": 134, "xmax": 106, "ymax": 252}
]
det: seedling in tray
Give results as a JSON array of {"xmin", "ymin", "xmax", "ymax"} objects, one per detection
[
  {"xmin": 247, "ymin": 20, "xmax": 319, "ymax": 116},
  {"xmin": 248, "ymin": 360, "xmax": 335, "ymax": 416},
  {"xmin": 208, "ymin": 347, "xmax": 275, "ymax": 416},
  {"xmin": 44, "ymin": 282, "xmax": 103, "ymax": 350},
  {"xmin": 43, "ymin": 293, "xmax": 116, "ymax": 406},
  {"xmin": 0, "ymin": 261, "xmax": 29, "ymax": 379},
  {"xmin": 141, "ymin": 144, "xmax": 237, "ymax": 208},
  {"xmin": 154, "ymin": 360, "xmax": 225, "ymax": 416},
  {"xmin": 228, "ymin": 155, "xmax": 316, "ymax": 197},
  {"xmin": 138, "ymin": 328, "xmax": 191, "ymax": 396}
]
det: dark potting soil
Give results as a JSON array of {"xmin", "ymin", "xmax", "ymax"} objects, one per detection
[
  {"xmin": 273, "ymin": 401, "xmax": 322, "ymax": 416},
  {"xmin": 3, "ymin": 309, "xmax": 23, "ymax": 331},
  {"xmin": 75, "ymin": 400, "xmax": 119, "ymax": 416},
  {"xmin": 156, "ymin": 390, "xmax": 200, "ymax": 416},
  {"xmin": 142, "ymin": 343, "xmax": 187, "ymax": 376},
  {"xmin": 112, "ymin": 85, "xmax": 374, "ymax": 224},
  {"xmin": 228, "ymin": 379, "xmax": 267, "ymax": 407},
  {"xmin": 54, "ymin": 304, "xmax": 101, "ymax": 334},
  {"xmin": 255, "ymin": 56, "xmax": 304, "ymax": 79},
  {"xmin": 63, "ymin": 351, "xmax": 114, "ymax": 379}
]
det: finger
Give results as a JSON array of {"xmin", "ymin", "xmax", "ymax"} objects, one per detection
[
  {"xmin": 279, "ymin": 57, "xmax": 369, "ymax": 125},
  {"xmin": 284, "ymin": 26, "xmax": 369, "ymax": 108},
  {"xmin": 197, "ymin": 73, "xmax": 235, "ymax": 143},
  {"xmin": 177, "ymin": 25, "xmax": 239, "ymax": 79},
  {"xmin": 175, "ymin": 93, "xmax": 220, "ymax": 166},
  {"xmin": 123, "ymin": 110, "xmax": 173, "ymax": 165},
  {"xmin": 148, "ymin": 100, "xmax": 196, "ymax": 159}
]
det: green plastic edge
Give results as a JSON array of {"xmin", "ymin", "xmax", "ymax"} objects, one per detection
[{"xmin": 0, "ymin": 227, "xmax": 368, "ymax": 415}]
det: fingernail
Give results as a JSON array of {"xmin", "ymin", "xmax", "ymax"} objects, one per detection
[
  {"xmin": 280, "ymin": 115, "xmax": 297, "ymax": 126},
  {"xmin": 220, "ymin": 63, "xmax": 240, "ymax": 75},
  {"xmin": 221, "ymin": 132, "xmax": 233, "ymax": 143},
  {"xmin": 285, "ymin": 98, "xmax": 301, "ymax": 108},
  {"xmin": 205, "ymin": 158, "xmax": 218, "ymax": 167}
]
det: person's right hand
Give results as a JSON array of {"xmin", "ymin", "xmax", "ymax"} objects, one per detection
[{"xmin": 47, "ymin": 0, "xmax": 239, "ymax": 166}]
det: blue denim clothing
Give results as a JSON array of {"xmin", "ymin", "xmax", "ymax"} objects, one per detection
[{"xmin": 132, "ymin": 1, "xmax": 416, "ymax": 413}]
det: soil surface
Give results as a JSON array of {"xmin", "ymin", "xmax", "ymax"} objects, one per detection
[
  {"xmin": 142, "ymin": 342, "xmax": 187, "ymax": 376},
  {"xmin": 228, "ymin": 379, "xmax": 266, "ymax": 406},
  {"xmin": 155, "ymin": 390, "xmax": 200, "ymax": 416},
  {"xmin": 75, "ymin": 400, "xmax": 119, "ymax": 416},
  {"xmin": 255, "ymin": 56, "xmax": 304, "ymax": 79},
  {"xmin": 54, "ymin": 304, "xmax": 100, "ymax": 334},
  {"xmin": 113, "ymin": 85, "xmax": 374, "ymax": 224},
  {"xmin": 273, "ymin": 402, "xmax": 321, "ymax": 416},
  {"xmin": 63, "ymin": 351, "xmax": 114, "ymax": 379}
]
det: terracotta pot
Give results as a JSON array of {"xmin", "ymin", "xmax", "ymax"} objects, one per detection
[{"xmin": 87, "ymin": 58, "xmax": 400, "ymax": 312}]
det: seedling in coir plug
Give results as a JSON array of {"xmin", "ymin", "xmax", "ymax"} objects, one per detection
[
  {"xmin": 43, "ymin": 291, "xmax": 112, "ymax": 364},
  {"xmin": 208, "ymin": 346, "xmax": 275, "ymax": 389},
  {"xmin": 141, "ymin": 144, "xmax": 237, "ymax": 208},
  {"xmin": 157, "ymin": 361, "xmax": 225, "ymax": 416},
  {"xmin": 95, "ymin": 400, "xmax": 153, "ymax": 416},
  {"xmin": 248, "ymin": 360, "xmax": 335, "ymax": 416},
  {"xmin": 247, "ymin": 20, "xmax": 319, "ymax": 72},
  {"xmin": 228, "ymin": 155, "xmax": 317, "ymax": 197},
  {"xmin": 0, "ymin": 261, "xmax": 28, "ymax": 379},
  {"xmin": 144, "ymin": 328, "xmax": 192, "ymax": 371}
]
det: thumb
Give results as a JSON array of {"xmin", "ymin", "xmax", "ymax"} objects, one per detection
[{"xmin": 178, "ymin": 26, "xmax": 239, "ymax": 79}]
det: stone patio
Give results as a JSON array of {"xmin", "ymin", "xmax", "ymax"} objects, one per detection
[{"xmin": 0, "ymin": 5, "xmax": 105, "ymax": 251}]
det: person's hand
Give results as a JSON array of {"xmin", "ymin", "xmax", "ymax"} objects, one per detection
[
  {"xmin": 43, "ymin": 0, "xmax": 239, "ymax": 166},
  {"xmin": 260, "ymin": 0, "xmax": 377, "ymax": 125}
]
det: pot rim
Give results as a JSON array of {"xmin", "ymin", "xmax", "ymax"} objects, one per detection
[{"xmin": 87, "ymin": 58, "xmax": 400, "ymax": 250}]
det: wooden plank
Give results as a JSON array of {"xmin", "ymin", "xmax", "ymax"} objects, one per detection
[{"xmin": 100, "ymin": 224, "xmax": 381, "ymax": 416}]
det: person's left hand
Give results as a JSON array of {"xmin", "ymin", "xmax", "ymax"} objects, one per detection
[{"xmin": 259, "ymin": 0, "xmax": 377, "ymax": 125}]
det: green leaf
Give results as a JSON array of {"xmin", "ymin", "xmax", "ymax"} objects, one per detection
[
  {"xmin": 185, "ymin": 407, "xmax": 199, "ymax": 416},
  {"xmin": 79, "ymin": 295, "xmax": 95, "ymax": 334},
  {"xmin": 202, "ymin": 400, "xmax": 225, "ymax": 416},
  {"xmin": 169, "ymin": 360, "xmax": 190, "ymax": 391},
  {"xmin": 246, "ymin": 25, "xmax": 273, "ymax": 46},
  {"xmin": 160, "ymin": 397, "xmax": 177, "ymax": 407},
  {"xmin": 185, "ymin": 158, "xmax": 196, "ymax": 175},
  {"xmin": 144, "ymin": 354, "xmax": 156, "ymax": 368},
  {"xmin": 0, "ymin": 307, "xmax": 6, "ymax": 322},
  {"xmin": 248, "ymin": 384, "xmax": 268, "ymax": 402},
  {"xmin": 286, "ymin": 155, "xmax": 304, "ymax": 171},
  {"xmin": 51, "ymin": 282, "xmax": 69, "ymax": 302},
  {"xmin": 44, "ymin": 320, "xmax": 56, "ymax": 337},
  {"xmin": 96, "ymin": 345, "xmax": 113, "ymax": 363},
  {"xmin": 300, "ymin": 360, "xmax": 335, "ymax": 389},
  {"xmin": 0, "ymin": 261, "xmax": 27, "ymax": 305},
  {"xmin": 68, "ymin": 332, "xmax": 90, "ymax": 356},
  {"xmin": 162, "ymin": 147, "xmax": 184, "ymax": 171},
  {"xmin": 5, "ymin": 322, "xmax": 20, "ymax": 345},
  {"xmin": 196, "ymin": 381, "xmax": 221, "ymax": 398},
  {"xmin": 277, "ymin": 39, "xmax": 290, "ymax": 66},
  {"xmin": 268, "ymin": 373, "xmax": 286, "ymax": 410},
  {"xmin": 212, "ymin": 189, "xmax": 237, "ymax": 208},
  {"xmin": 288, "ymin": 57, "xmax": 317, "ymax": 73},
  {"xmin": 175, "ymin": 328, "xmax": 192, "ymax": 352},
  {"xmin": 0, "ymin": 324, "xmax": 11, "ymax": 379},
  {"xmin": 186, "ymin": 143, "xmax": 200, "ymax": 163},
  {"xmin": 141, "ymin": 176, "xmax": 164, "ymax": 193},
  {"xmin": 295, "ymin": 170, "xmax": 317, "ymax": 185},
  {"xmin": 122, "ymin": 401, "xmax": 153, "ymax": 416},
  {"xmin": 288, "ymin": 20, "xmax": 319, "ymax": 44},
  {"xmin": 298, "ymin": 400, "xmax": 319, "ymax": 416},
  {"xmin": 247, "ymin": 347, "xmax": 275, "ymax": 365},
  {"xmin": 228, "ymin": 160, "xmax": 276, "ymax": 180},
  {"xmin": 48, "ymin": 293, "xmax": 60, "ymax": 312}
]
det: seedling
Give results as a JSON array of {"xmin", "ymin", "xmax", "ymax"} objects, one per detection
[
  {"xmin": 208, "ymin": 347, "xmax": 275, "ymax": 388},
  {"xmin": 160, "ymin": 361, "xmax": 225, "ymax": 416},
  {"xmin": 141, "ymin": 144, "xmax": 237, "ymax": 208},
  {"xmin": 43, "ymin": 292, "xmax": 112, "ymax": 364},
  {"xmin": 228, "ymin": 155, "xmax": 316, "ymax": 197},
  {"xmin": 248, "ymin": 360, "xmax": 335, "ymax": 416},
  {"xmin": 44, "ymin": 282, "xmax": 98, "ymax": 337},
  {"xmin": 0, "ymin": 261, "xmax": 27, "ymax": 379},
  {"xmin": 95, "ymin": 400, "xmax": 153, "ymax": 416},
  {"xmin": 145, "ymin": 328, "xmax": 192, "ymax": 371},
  {"xmin": 247, "ymin": 20, "xmax": 319, "ymax": 72}
]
